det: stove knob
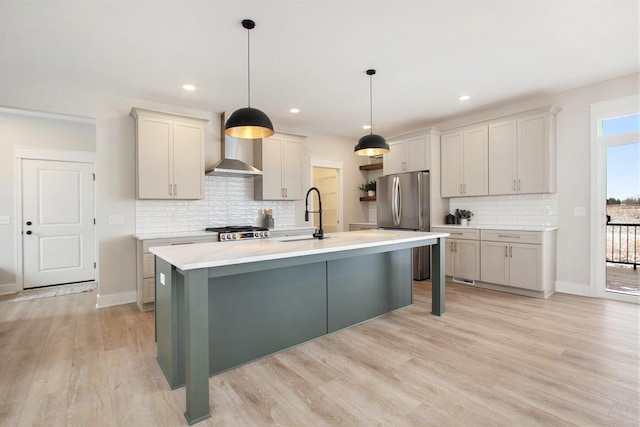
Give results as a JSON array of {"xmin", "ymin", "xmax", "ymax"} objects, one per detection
[
  {"xmin": 220, "ymin": 234, "xmax": 226, "ymax": 240},
  {"xmin": 258, "ymin": 232, "xmax": 264, "ymax": 238},
  {"xmin": 232, "ymin": 233, "xmax": 238, "ymax": 240}
]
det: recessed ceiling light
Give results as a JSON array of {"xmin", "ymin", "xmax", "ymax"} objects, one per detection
[
  {"xmin": 182, "ymin": 84, "xmax": 196, "ymax": 91},
  {"xmin": 290, "ymin": 108, "xmax": 300, "ymax": 114},
  {"xmin": 362, "ymin": 125, "xmax": 372, "ymax": 130},
  {"xmin": 458, "ymin": 95, "xmax": 471, "ymax": 101}
]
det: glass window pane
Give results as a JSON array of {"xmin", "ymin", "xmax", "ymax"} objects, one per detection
[{"xmin": 602, "ymin": 114, "xmax": 640, "ymax": 136}]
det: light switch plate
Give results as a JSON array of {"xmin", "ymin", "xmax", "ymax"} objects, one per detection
[
  {"xmin": 108, "ymin": 215, "xmax": 125, "ymax": 225},
  {"xmin": 0, "ymin": 216, "xmax": 10, "ymax": 225}
]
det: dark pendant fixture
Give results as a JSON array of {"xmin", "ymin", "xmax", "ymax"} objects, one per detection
[
  {"xmin": 354, "ymin": 69, "xmax": 389, "ymax": 156},
  {"xmin": 225, "ymin": 19, "xmax": 274, "ymax": 139}
]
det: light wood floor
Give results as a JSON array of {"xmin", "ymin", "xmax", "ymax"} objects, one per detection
[{"xmin": 0, "ymin": 281, "xmax": 638, "ymax": 426}]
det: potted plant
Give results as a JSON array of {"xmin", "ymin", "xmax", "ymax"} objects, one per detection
[
  {"xmin": 359, "ymin": 180, "xmax": 377, "ymax": 197},
  {"xmin": 459, "ymin": 209, "xmax": 473, "ymax": 226}
]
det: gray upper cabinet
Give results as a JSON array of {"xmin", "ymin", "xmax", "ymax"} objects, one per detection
[
  {"xmin": 488, "ymin": 107, "xmax": 560, "ymax": 195},
  {"xmin": 131, "ymin": 108, "xmax": 207, "ymax": 200}
]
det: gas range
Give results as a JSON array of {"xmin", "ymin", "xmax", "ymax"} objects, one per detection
[{"xmin": 205, "ymin": 225, "xmax": 270, "ymax": 241}]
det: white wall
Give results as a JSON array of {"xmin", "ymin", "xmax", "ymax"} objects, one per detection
[
  {"xmin": 0, "ymin": 81, "xmax": 364, "ymax": 303},
  {"xmin": 0, "ymin": 72, "xmax": 636, "ymax": 302},
  {"xmin": 429, "ymin": 72, "xmax": 639, "ymax": 295}
]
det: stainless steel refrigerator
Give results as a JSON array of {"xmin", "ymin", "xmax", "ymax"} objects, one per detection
[{"xmin": 377, "ymin": 171, "xmax": 430, "ymax": 280}]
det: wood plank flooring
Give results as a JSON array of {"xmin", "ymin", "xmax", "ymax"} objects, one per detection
[{"xmin": 0, "ymin": 281, "xmax": 638, "ymax": 426}]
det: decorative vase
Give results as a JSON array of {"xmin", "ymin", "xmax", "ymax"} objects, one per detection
[
  {"xmin": 461, "ymin": 218, "xmax": 468, "ymax": 227},
  {"xmin": 367, "ymin": 190, "xmax": 375, "ymax": 197}
]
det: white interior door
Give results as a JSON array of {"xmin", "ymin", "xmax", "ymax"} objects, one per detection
[{"xmin": 22, "ymin": 159, "xmax": 95, "ymax": 289}]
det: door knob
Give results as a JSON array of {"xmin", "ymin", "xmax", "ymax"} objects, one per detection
[
  {"xmin": 26, "ymin": 221, "xmax": 32, "ymax": 226},
  {"xmin": 25, "ymin": 230, "xmax": 32, "ymax": 235}
]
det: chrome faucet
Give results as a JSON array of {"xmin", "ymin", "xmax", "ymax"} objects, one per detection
[{"xmin": 304, "ymin": 187, "xmax": 324, "ymax": 239}]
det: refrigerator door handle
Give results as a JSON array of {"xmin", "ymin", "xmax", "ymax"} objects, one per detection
[
  {"xmin": 396, "ymin": 177, "xmax": 402, "ymax": 226},
  {"xmin": 392, "ymin": 176, "xmax": 400, "ymax": 226}
]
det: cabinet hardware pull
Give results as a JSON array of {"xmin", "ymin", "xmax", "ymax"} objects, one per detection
[
  {"xmin": 513, "ymin": 180, "xmax": 516, "ymax": 191},
  {"xmin": 174, "ymin": 184, "xmax": 177, "ymax": 195},
  {"xmin": 498, "ymin": 234, "xmax": 520, "ymax": 238},
  {"xmin": 450, "ymin": 232, "xmax": 463, "ymax": 235},
  {"xmin": 171, "ymin": 242, "xmax": 194, "ymax": 245},
  {"xmin": 509, "ymin": 246, "xmax": 513, "ymax": 257},
  {"xmin": 459, "ymin": 184, "xmax": 462, "ymax": 194},
  {"xmin": 169, "ymin": 184, "xmax": 172, "ymax": 195},
  {"xmin": 505, "ymin": 246, "xmax": 508, "ymax": 257},
  {"xmin": 517, "ymin": 180, "xmax": 521, "ymax": 191}
]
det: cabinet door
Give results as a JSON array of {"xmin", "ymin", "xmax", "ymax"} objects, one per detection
[
  {"xmin": 488, "ymin": 120, "xmax": 517, "ymax": 195},
  {"xmin": 462, "ymin": 126, "xmax": 488, "ymax": 196},
  {"xmin": 454, "ymin": 240, "xmax": 480, "ymax": 280},
  {"xmin": 480, "ymin": 241, "xmax": 509, "ymax": 285},
  {"xmin": 137, "ymin": 116, "xmax": 172, "ymax": 199},
  {"xmin": 260, "ymin": 135, "xmax": 285, "ymax": 200},
  {"xmin": 405, "ymin": 135, "xmax": 429, "ymax": 172},
  {"xmin": 444, "ymin": 239, "xmax": 455, "ymax": 277},
  {"xmin": 517, "ymin": 114, "xmax": 548, "ymax": 194},
  {"xmin": 143, "ymin": 277, "xmax": 155, "ymax": 303},
  {"xmin": 383, "ymin": 140, "xmax": 405, "ymax": 175},
  {"xmin": 509, "ymin": 243, "xmax": 542, "ymax": 290},
  {"xmin": 283, "ymin": 137, "xmax": 303, "ymax": 200},
  {"xmin": 172, "ymin": 120, "xmax": 204, "ymax": 199},
  {"xmin": 440, "ymin": 132, "xmax": 463, "ymax": 197}
]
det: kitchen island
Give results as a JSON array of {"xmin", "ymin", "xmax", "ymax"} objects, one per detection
[{"xmin": 151, "ymin": 229, "xmax": 448, "ymax": 425}]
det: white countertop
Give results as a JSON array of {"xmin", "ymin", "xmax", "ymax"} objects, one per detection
[
  {"xmin": 134, "ymin": 226, "xmax": 315, "ymax": 241},
  {"xmin": 431, "ymin": 224, "xmax": 558, "ymax": 232},
  {"xmin": 150, "ymin": 229, "xmax": 449, "ymax": 271}
]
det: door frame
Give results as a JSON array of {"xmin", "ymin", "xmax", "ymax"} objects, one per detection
[
  {"xmin": 14, "ymin": 147, "xmax": 97, "ymax": 291},
  {"xmin": 590, "ymin": 94, "xmax": 639, "ymax": 302},
  {"xmin": 308, "ymin": 157, "xmax": 344, "ymax": 232}
]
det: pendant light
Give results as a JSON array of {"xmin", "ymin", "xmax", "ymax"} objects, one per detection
[
  {"xmin": 225, "ymin": 19, "xmax": 274, "ymax": 139},
  {"xmin": 354, "ymin": 69, "xmax": 389, "ymax": 156}
]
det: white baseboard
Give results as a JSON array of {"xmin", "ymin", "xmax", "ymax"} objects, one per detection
[
  {"xmin": 555, "ymin": 281, "xmax": 594, "ymax": 297},
  {"xmin": 0, "ymin": 282, "xmax": 18, "ymax": 295},
  {"xmin": 96, "ymin": 290, "xmax": 137, "ymax": 308}
]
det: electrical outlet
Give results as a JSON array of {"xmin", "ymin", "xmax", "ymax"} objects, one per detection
[{"xmin": 160, "ymin": 272, "xmax": 165, "ymax": 286}]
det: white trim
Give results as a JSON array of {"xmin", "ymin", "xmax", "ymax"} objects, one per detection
[
  {"xmin": 0, "ymin": 283, "xmax": 18, "ymax": 295},
  {"xmin": 556, "ymin": 281, "xmax": 593, "ymax": 297},
  {"xmin": 590, "ymin": 94, "xmax": 640, "ymax": 301},
  {"xmin": 96, "ymin": 290, "xmax": 137, "ymax": 308},
  {"xmin": 14, "ymin": 148, "xmax": 97, "ymax": 292},
  {"xmin": 0, "ymin": 106, "xmax": 95, "ymax": 124},
  {"xmin": 14, "ymin": 146, "xmax": 96, "ymax": 163},
  {"xmin": 308, "ymin": 157, "xmax": 345, "ymax": 232}
]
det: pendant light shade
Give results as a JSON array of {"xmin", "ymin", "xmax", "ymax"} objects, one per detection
[
  {"xmin": 355, "ymin": 69, "xmax": 389, "ymax": 156},
  {"xmin": 225, "ymin": 107, "xmax": 274, "ymax": 139},
  {"xmin": 225, "ymin": 19, "xmax": 274, "ymax": 139}
]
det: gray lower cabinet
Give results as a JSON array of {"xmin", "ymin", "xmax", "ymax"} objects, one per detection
[{"xmin": 136, "ymin": 235, "xmax": 217, "ymax": 311}]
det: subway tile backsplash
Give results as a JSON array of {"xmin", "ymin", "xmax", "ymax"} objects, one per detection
[
  {"xmin": 135, "ymin": 176, "xmax": 295, "ymax": 234},
  {"xmin": 448, "ymin": 193, "xmax": 558, "ymax": 227}
]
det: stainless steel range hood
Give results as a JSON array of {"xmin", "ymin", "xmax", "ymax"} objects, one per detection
[{"xmin": 205, "ymin": 112, "xmax": 263, "ymax": 177}]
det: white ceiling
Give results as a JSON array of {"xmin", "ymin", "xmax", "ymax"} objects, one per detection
[{"xmin": 1, "ymin": 0, "xmax": 638, "ymax": 139}]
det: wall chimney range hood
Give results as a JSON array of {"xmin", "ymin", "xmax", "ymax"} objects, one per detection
[{"xmin": 205, "ymin": 112, "xmax": 263, "ymax": 177}]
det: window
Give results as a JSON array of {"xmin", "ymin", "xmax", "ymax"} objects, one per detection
[{"xmin": 602, "ymin": 113, "xmax": 640, "ymax": 136}]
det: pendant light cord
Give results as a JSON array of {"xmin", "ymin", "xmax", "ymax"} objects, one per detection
[
  {"xmin": 247, "ymin": 26, "xmax": 251, "ymax": 108},
  {"xmin": 369, "ymin": 73, "xmax": 373, "ymax": 135}
]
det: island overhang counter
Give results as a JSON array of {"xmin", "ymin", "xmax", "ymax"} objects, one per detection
[{"xmin": 150, "ymin": 229, "xmax": 448, "ymax": 425}]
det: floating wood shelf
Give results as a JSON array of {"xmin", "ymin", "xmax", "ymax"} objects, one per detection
[
  {"xmin": 359, "ymin": 163, "xmax": 383, "ymax": 171},
  {"xmin": 359, "ymin": 196, "xmax": 376, "ymax": 202}
]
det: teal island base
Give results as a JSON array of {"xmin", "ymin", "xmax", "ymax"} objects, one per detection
[{"xmin": 153, "ymin": 233, "xmax": 445, "ymax": 424}]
